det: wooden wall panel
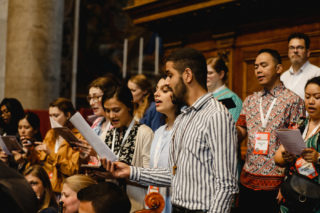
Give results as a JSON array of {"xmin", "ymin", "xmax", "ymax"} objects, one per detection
[{"xmin": 232, "ymin": 22, "xmax": 320, "ymax": 100}]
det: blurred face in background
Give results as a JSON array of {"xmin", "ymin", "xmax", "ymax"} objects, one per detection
[
  {"xmin": 18, "ymin": 118, "xmax": 36, "ymax": 139},
  {"xmin": 1, "ymin": 105, "xmax": 11, "ymax": 124},
  {"xmin": 88, "ymin": 87, "xmax": 104, "ymax": 117},
  {"xmin": 49, "ymin": 106, "xmax": 70, "ymax": 127},
  {"xmin": 128, "ymin": 80, "xmax": 147, "ymax": 104},
  {"xmin": 288, "ymin": 38, "xmax": 310, "ymax": 66},
  {"xmin": 25, "ymin": 174, "xmax": 44, "ymax": 200},
  {"xmin": 207, "ymin": 64, "xmax": 223, "ymax": 92},
  {"xmin": 61, "ymin": 183, "xmax": 79, "ymax": 213}
]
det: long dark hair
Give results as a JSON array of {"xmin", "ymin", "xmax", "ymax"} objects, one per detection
[
  {"xmin": 19, "ymin": 112, "xmax": 42, "ymax": 141},
  {"xmin": 0, "ymin": 98, "xmax": 24, "ymax": 135}
]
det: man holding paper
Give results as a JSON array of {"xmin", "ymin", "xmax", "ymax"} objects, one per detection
[{"xmin": 236, "ymin": 49, "xmax": 305, "ymax": 213}]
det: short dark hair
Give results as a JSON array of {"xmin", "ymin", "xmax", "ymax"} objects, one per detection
[
  {"xmin": 166, "ymin": 48, "xmax": 208, "ymax": 90},
  {"xmin": 77, "ymin": 182, "xmax": 131, "ymax": 213},
  {"xmin": 305, "ymin": 76, "xmax": 320, "ymax": 89},
  {"xmin": 288, "ymin": 32, "xmax": 310, "ymax": 49},
  {"xmin": 257, "ymin": 49, "xmax": 282, "ymax": 65},
  {"xmin": 102, "ymin": 84, "xmax": 134, "ymax": 115}
]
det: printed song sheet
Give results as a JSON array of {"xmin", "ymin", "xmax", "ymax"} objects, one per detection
[
  {"xmin": 69, "ymin": 112, "xmax": 118, "ymax": 162},
  {"xmin": 276, "ymin": 129, "xmax": 306, "ymax": 155}
]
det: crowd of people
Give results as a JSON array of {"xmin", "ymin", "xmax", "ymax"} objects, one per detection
[{"xmin": 0, "ymin": 32, "xmax": 320, "ymax": 213}]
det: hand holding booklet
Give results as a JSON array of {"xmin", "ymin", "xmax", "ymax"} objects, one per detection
[
  {"xmin": 50, "ymin": 117, "xmax": 80, "ymax": 147},
  {"xmin": 276, "ymin": 128, "xmax": 306, "ymax": 155},
  {"xmin": 69, "ymin": 112, "xmax": 118, "ymax": 162},
  {"xmin": 0, "ymin": 136, "xmax": 24, "ymax": 155}
]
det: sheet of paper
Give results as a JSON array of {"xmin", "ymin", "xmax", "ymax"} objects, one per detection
[
  {"xmin": 49, "ymin": 117, "xmax": 79, "ymax": 146},
  {"xmin": 0, "ymin": 136, "xmax": 23, "ymax": 155},
  {"xmin": 69, "ymin": 112, "xmax": 118, "ymax": 162},
  {"xmin": 49, "ymin": 116, "xmax": 62, "ymax": 128},
  {"xmin": 276, "ymin": 129, "xmax": 306, "ymax": 155}
]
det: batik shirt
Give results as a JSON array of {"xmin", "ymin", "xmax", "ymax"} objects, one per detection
[{"xmin": 237, "ymin": 82, "xmax": 305, "ymax": 190}]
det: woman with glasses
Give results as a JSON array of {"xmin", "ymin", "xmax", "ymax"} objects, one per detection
[
  {"xmin": 0, "ymin": 98, "xmax": 25, "ymax": 136},
  {"xmin": 87, "ymin": 76, "xmax": 119, "ymax": 140}
]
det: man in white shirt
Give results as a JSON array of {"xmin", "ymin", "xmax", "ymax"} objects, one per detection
[{"xmin": 281, "ymin": 32, "xmax": 320, "ymax": 99}]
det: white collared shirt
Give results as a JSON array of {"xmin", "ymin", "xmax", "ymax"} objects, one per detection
[{"xmin": 280, "ymin": 61, "xmax": 320, "ymax": 99}]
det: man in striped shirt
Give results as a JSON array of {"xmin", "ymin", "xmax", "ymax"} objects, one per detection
[{"xmin": 103, "ymin": 48, "xmax": 238, "ymax": 213}]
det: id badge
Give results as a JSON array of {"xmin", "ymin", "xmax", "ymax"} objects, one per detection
[
  {"xmin": 253, "ymin": 132, "xmax": 270, "ymax": 155},
  {"xmin": 147, "ymin": 185, "xmax": 159, "ymax": 194},
  {"xmin": 295, "ymin": 157, "xmax": 318, "ymax": 179},
  {"xmin": 48, "ymin": 171, "xmax": 53, "ymax": 180}
]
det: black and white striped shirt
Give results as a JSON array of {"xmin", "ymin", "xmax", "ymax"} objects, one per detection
[{"xmin": 130, "ymin": 93, "xmax": 238, "ymax": 212}]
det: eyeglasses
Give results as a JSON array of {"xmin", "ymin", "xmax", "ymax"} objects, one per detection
[
  {"xmin": 87, "ymin": 95, "xmax": 103, "ymax": 103},
  {"xmin": 0, "ymin": 109, "xmax": 10, "ymax": 115},
  {"xmin": 288, "ymin": 45, "xmax": 305, "ymax": 51}
]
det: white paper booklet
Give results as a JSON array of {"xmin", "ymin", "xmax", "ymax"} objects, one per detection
[
  {"xmin": 276, "ymin": 129, "xmax": 306, "ymax": 155},
  {"xmin": 69, "ymin": 112, "xmax": 118, "ymax": 162}
]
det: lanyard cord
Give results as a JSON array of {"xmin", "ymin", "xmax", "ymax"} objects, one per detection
[
  {"xmin": 259, "ymin": 97, "xmax": 277, "ymax": 129},
  {"xmin": 111, "ymin": 119, "xmax": 135, "ymax": 157}
]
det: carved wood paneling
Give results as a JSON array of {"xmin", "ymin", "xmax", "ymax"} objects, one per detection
[{"xmin": 233, "ymin": 22, "xmax": 320, "ymax": 100}]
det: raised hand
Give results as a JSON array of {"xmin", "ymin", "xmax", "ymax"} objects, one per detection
[
  {"xmin": 281, "ymin": 151, "xmax": 296, "ymax": 164},
  {"xmin": 72, "ymin": 139, "xmax": 96, "ymax": 160},
  {"xmin": 301, "ymin": 148, "xmax": 319, "ymax": 164},
  {"xmin": 101, "ymin": 158, "xmax": 130, "ymax": 179},
  {"xmin": 34, "ymin": 141, "xmax": 51, "ymax": 155}
]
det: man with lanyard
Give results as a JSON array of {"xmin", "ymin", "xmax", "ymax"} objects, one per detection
[
  {"xmin": 102, "ymin": 48, "xmax": 238, "ymax": 213},
  {"xmin": 281, "ymin": 32, "xmax": 320, "ymax": 100},
  {"xmin": 236, "ymin": 49, "xmax": 305, "ymax": 213}
]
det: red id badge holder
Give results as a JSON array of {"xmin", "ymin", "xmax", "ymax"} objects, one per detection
[
  {"xmin": 253, "ymin": 132, "xmax": 270, "ymax": 155},
  {"xmin": 148, "ymin": 185, "xmax": 160, "ymax": 194},
  {"xmin": 295, "ymin": 157, "xmax": 318, "ymax": 179}
]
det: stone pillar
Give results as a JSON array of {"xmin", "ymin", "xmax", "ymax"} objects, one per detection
[
  {"xmin": 0, "ymin": 0, "xmax": 8, "ymax": 101},
  {"xmin": 5, "ymin": 0, "xmax": 64, "ymax": 109}
]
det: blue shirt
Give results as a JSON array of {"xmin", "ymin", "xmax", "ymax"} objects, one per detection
[
  {"xmin": 150, "ymin": 125, "xmax": 172, "ymax": 213},
  {"xmin": 140, "ymin": 102, "xmax": 165, "ymax": 131}
]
